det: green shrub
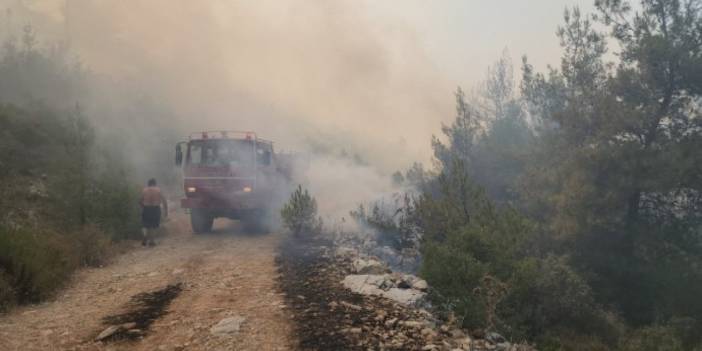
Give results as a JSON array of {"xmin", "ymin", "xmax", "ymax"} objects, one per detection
[
  {"xmin": 281, "ymin": 185, "xmax": 322, "ymax": 238},
  {"xmin": 87, "ymin": 163, "xmax": 142, "ymax": 240},
  {"xmin": 0, "ymin": 227, "xmax": 79, "ymax": 304},
  {"xmin": 0, "ymin": 30, "xmax": 147, "ymax": 313},
  {"xmin": 501, "ymin": 255, "xmax": 620, "ymax": 344},
  {"xmin": 349, "ymin": 193, "xmax": 419, "ymax": 251},
  {"xmin": 419, "ymin": 161, "xmax": 534, "ymax": 330},
  {"xmin": 0, "ymin": 224, "xmax": 117, "ymax": 310},
  {"xmin": 536, "ymin": 329, "xmax": 612, "ymax": 351},
  {"xmin": 617, "ymin": 326, "xmax": 684, "ymax": 351},
  {"xmin": 421, "ymin": 239, "xmax": 491, "ymax": 328},
  {"xmin": 0, "ymin": 269, "xmax": 15, "ymax": 312},
  {"xmin": 417, "ymin": 162, "xmax": 624, "ymax": 347},
  {"xmin": 69, "ymin": 225, "xmax": 113, "ymax": 267}
]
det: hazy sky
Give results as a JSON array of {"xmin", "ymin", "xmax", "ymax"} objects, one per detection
[
  {"xmin": 363, "ymin": 0, "xmax": 596, "ymax": 85},
  {"xmin": 2, "ymin": 0, "xmax": 598, "ymax": 170}
]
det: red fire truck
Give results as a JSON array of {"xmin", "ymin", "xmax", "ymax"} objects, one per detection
[{"xmin": 175, "ymin": 131, "xmax": 290, "ymax": 233}]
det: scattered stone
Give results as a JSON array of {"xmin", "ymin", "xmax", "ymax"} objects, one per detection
[
  {"xmin": 487, "ymin": 332, "xmax": 506, "ymax": 344},
  {"xmin": 342, "ymin": 274, "xmax": 386, "ymax": 295},
  {"xmin": 121, "ymin": 322, "xmax": 137, "ymax": 329},
  {"xmin": 126, "ymin": 329, "xmax": 143, "ymax": 336},
  {"xmin": 95, "ymin": 325, "xmax": 120, "ymax": 341},
  {"xmin": 411, "ymin": 279, "xmax": 428, "ymax": 291},
  {"xmin": 340, "ymin": 301, "xmax": 362, "ymax": 311},
  {"xmin": 342, "ymin": 274, "xmax": 427, "ymax": 305},
  {"xmin": 352, "ymin": 258, "xmax": 388, "ymax": 275},
  {"xmin": 421, "ymin": 328, "xmax": 437, "ymax": 338},
  {"xmin": 210, "ymin": 316, "xmax": 246, "ymax": 337},
  {"xmin": 456, "ymin": 337, "xmax": 472, "ymax": 349},
  {"xmin": 383, "ymin": 288, "xmax": 426, "ymax": 306},
  {"xmin": 335, "ymin": 247, "xmax": 358, "ymax": 257},
  {"xmin": 450, "ymin": 329, "xmax": 466, "ymax": 338},
  {"xmin": 385, "ymin": 318, "xmax": 398, "ymax": 328},
  {"xmin": 402, "ymin": 320, "xmax": 424, "ymax": 329},
  {"xmin": 496, "ymin": 342, "xmax": 512, "ymax": 351}
]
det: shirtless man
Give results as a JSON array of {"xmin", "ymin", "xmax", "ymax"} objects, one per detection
[{"xmin": 139, "ymin": 178, "xmax": 168, "ymax": 246}]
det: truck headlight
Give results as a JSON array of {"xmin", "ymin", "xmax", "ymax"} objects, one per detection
[
  {"xmin": 187, "ymin": 187, "xmax": 197, "ymax": 193},
  {"xmin": 243, "ymin": 186, "xmax": 252, "ymax": 193}
]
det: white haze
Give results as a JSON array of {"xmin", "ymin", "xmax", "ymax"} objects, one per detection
[{"xmin": 0, "ymin": 0, "xmax": 589, "ymax": 217}]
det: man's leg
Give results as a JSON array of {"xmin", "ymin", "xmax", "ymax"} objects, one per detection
[
  {"xmin": 141, "ymin": 228, "xmax": 148, "ymax": 246},
  {"xmin": 148, "ymin": 228, "xmax": 156, "ymax": 246}
]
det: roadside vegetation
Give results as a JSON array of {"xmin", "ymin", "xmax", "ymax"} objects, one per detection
[
  {"xmin": 0, "ymin": 103, "xmax": 140, "ymax": 311},
  {"xmin": 0, "ymin": 27, "xmax": 174, "ymax": 311},
  {"xmin": 385, "ymin": 1, "xmax": 702, "ymax": 349},
  {"xmin": 281, "ymin": 185, "xmax": 323, "ymax": 238}
]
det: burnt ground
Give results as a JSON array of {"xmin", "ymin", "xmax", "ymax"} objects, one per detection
[
  {"xmin": 277, "ymin": 237, "xmax": 462, "ymax": 351},
  {"xmin": 100, "ymin": 283, "xmax": 183, "ymax": 341}
]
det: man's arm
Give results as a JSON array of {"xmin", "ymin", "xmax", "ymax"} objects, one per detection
[{"xmin": 161, "ymin": 192, "xmax": 168, "ymax": 217}]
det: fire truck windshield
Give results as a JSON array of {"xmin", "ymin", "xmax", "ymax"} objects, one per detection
[{"xmin": 187, "ymin": 139, "xmax": 254, "ymax": 168}]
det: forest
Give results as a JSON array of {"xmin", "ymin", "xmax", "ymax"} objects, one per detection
[
  {"xmin": 395, "ymin": 1, "xmax": 702, "ymax": 350},
  {"xmin": 0, "ymin": 23, "xmax": 177, "ymax": 310}
]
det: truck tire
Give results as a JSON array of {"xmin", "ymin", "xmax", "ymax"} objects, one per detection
[
  {"xmin": 241, "ymin": 210, "xmax": 270, "ymax": 234},
  {"xmin": 191, "ymin": 209, "xmax": 213, "ymax": 233}
]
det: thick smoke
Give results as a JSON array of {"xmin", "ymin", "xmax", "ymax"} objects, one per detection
[
  {"xmin": 1, "ymin": 0, "xmax": 454, "ymax": 216},
  {"xmin": 39, "ymin": 1, "xmax": 449, "ymax": 165}
]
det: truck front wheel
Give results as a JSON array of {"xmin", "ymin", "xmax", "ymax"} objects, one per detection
[
  {"xmin": 191, "ymin": 209, "xmax": 214, "ymax": 233},
  {"xmin": 241, "ymin": 210, "xmax": 270, "ymax": 234}
]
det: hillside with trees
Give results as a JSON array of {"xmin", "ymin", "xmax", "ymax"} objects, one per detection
[
  {"xmin": 0, "ymin": 26, "xmax": 178, "ymax": 311},
  {"xmin": 412, "ymin": 1, "xmax": 702, "ymax": 349}
]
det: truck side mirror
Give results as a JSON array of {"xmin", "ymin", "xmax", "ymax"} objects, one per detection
[{"xmin": 175, "ymin": 144, "xmax": 183, "ymax": 166}]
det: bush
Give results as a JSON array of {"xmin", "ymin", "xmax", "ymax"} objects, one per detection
[
  {"xmin": 281, "ymin": 185, "xmax": 322, "ymax": 238},
  {"xmin": 0, "ymin": 29, "xmax": 146, "ymax": 313},
  {"xmin": 0, "ymin": 227, "xmax": 79, "ymax": 305},
  {"xmin": 417, "ymin": 163, "xmax": 625, "ymax": 348},
  {"xmin": 0, "ymin": 269, "xmax": 15, "ymax": 312},
  {"xmin": 349, "ymin": 193, "xmax": 419, "ymax": 251},
  {"xmin": 501, "ymin": 255, "xmax": 620, "ymax": 345},
  {"xmin": 0, "ymin": 223, "xmax": 117, "ymax": 311},
  {"xmin": 418, "ymin": 161, "xmax": 533, "ymax": 330},
  {"xmin": 421, "ymin": 239, "xmax": 491, "ymax": 328},
  {"xmin": 617, "ymin": 326, "xmax": 684, "ymax": 351},
  {"xmin": 70, "ymin": 225, "xmax": 113, "ymax": 267}
]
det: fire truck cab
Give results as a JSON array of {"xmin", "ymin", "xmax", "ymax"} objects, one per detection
[{"xmin": 175, "ymin": 131, "xmax": 283, "ymax": 233}]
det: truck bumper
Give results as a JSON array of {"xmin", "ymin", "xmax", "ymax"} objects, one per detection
[{"xmin": 180, "ymin": 194, "xmax": 265, "ymax": 211}]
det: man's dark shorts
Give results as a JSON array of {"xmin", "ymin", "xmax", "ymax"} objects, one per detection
[{"xmin": 142, "ymin": 206, "xmax": 161, "ymax": 229}]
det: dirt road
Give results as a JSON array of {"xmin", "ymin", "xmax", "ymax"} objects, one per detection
[{"xmin": 0, "ymin": 211, "xmax": 295, "ymax": 351}]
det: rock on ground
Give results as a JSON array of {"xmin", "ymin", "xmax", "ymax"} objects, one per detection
[
  {"xmin": 352, "ymin": 258, "xmax": 389, "ymax": 275},
  {"xmin": 342, "ymin": 274, "xmax": 427, "ymax": 306},
  {"xmin": 210, "ymin": 315, "xmax": 246, "ymax": 336},
  {"xmin": 382, "ymin": 288, "xmax": 425, "ymax": 306}
]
